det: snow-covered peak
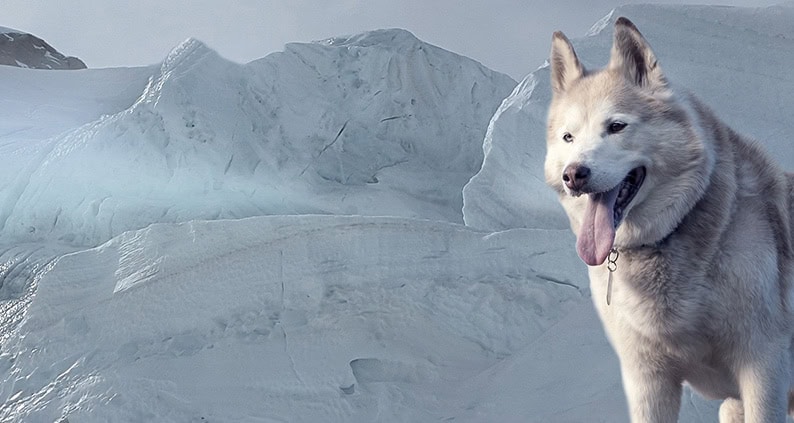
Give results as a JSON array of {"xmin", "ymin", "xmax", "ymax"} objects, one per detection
[
  {"xmin": 590, "ymin": 3, "xmax": 794, "ymax": 40},
  {"xmin": 319, "ymin": 28, "xmax": 421, "ymax": 50},
  {"xmin": 161, "ymin": 37, "xmax": 217, "ymax": 70},
  {"xmin": 0, "ymin": 26, "xmax": 22, "ymax": 34},
  {"xmin": 587, "ymin": 3, "xmax": 794, "ymax": 38},
  {"xmin": 0, "ymin": 27, "xmax": 86, "ymax": 70},
  {"xmin": 0, "ymin": 28, "xmax": 515, "ymax": 246},
  {"xmin": 133, "ymin": 37, "xmax": 229, "ymax": 108},
  {"xmin": 585, "ymin": 9, "xmax": 615, "ymax": 37}
]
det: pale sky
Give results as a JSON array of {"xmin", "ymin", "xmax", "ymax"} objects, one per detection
[{"xmin": 0, "ymin": 0, "xmax": 784, "ymax": 80}]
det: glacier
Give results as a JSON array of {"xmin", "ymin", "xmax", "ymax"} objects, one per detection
[
  {"xmin": 1, "ymin": 216, "xmax": 586, "ymax": 422},
  {"xmin": 1, "ymin": 3, "xmax": 794, "ymax": 422},
  {"xmin": 0, "ymin": 29, "xmax": 514, "ymax": 247}
]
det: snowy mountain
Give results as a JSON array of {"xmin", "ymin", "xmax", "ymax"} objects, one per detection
[
  {"xmin": 2, "ymin": 4, "xmax": 794, "ymax": 422},
  {"xmin": 0, "ymin": 26, "xmax": 86, "ymax": 70},
  {"xmin": 0, "ymin": 29, "xmax": 514, "ymax": 246}
]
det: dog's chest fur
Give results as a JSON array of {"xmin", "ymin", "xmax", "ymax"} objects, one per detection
[
  {"xmin": 589, "ymin": 186, "xmax": 790, "ymax": 399},
  {"xmin": 590, "ymin": 250, "xmax": 713, "ymax": 355}
]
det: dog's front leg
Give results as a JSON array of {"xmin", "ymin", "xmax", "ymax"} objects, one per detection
[
  {"xmin": 620, "ymin": 360, "xmax": 682, "ymax": 423},
  {"xmin": 736, "ymin": 345, "xmax": 790, "ymax": 423}
]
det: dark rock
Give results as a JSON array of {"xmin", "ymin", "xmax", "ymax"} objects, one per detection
[{"xmin": 0, "ymin": 29, "xmax": 87, "ymax": 70}]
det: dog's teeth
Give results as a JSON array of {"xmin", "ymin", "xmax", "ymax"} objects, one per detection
[{"xmin": 616, "ymin": 186, "xmax": 630, "ymax": 205}]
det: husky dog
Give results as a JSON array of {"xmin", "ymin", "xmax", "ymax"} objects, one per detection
[{"xmin": 544, "ymin": 17, "xmax": 794, "ymax": 423}]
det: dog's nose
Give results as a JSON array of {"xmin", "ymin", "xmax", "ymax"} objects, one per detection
[{"xmin": 562, "ymin": 164, "xmax": 590, "ymax": 191}]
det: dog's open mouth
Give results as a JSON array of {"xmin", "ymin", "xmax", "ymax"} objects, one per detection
[
  {"xmin": 576, "ymin": 166, "xmax": 646, "ymax": 266},
  {"xmin": 613, "ymin": 167, "xmax": 646, "ymax": 227}
]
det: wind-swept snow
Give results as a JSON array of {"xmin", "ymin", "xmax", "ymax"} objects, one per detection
[
  {"xmin": 462, "ymin": 71, "xmax": 568, "ymax": 231},
  {"xmin": 0, "ymin": 216, "xmax": 586, "ymax": 422},
  {"xmin": 0, "ymin": 30, "xmax": 514, "ymax": 246},
  {"xmin": 1, "ymin": 4, "xmax": 793, "ymax": 422}
]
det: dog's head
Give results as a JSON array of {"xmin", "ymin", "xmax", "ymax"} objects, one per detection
[{"xmin": 544, "ymin": 18, "xmax": 711, "ymax": 266}]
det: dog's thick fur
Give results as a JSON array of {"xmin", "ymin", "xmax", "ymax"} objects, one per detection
[{"xmin": 544, "ymin": 18, "xmax": 794, "ymax": 422}]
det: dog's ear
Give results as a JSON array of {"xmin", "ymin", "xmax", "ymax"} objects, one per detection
[
  {"xmin": 550, "ymin": 31, "xmax": 583, "ymax": 95},
  {"xmin": 608, "ymin": 17, "xmax": 668, "ymax": 92}
]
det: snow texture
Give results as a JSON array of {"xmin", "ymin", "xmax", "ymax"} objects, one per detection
[
  {"xmin": 1, "ymin": 216, "xmax": 587, "ymax": 422},
  {"xmin": 0, "ymin": 30, "xmax": 514, "ymax": 246},
  {"xmin": 1, "ymin": 4, "xmax": 793, "ymax": 422}
]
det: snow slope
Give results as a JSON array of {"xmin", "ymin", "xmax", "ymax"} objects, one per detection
[
  {"xmin": 0, "ymin": 30, "xmax": 515, "ymax": 246},
  {"xmin": 464, "ymin": 3, "xmax": 794, "ymax": 232},
  {"xmin": 0, "ymin": 216, "xmax": 586, "ymax": 422},
  {"xmin": 0, "ymin": 64, "xmax": 153, "ymax": 144},
  {"xmin": 1, "ymin": 4, "xmax": 793, "ymax": 422}
]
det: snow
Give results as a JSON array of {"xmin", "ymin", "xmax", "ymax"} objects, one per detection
[
  {"xmin": 0, "ymin": 3, "xmax": 793, "ymax": 422},
  {"xmin": 462, "ymin": 71, "xmax": 569, "ymax": 231},
  {"xmin": 0, "ymin": 64, "xmax": 153, "ymax": 143},
  {"xmin": 0, "ymin": 31, "xmax": 514, "ymax": 246},
  {"xmin": 2, "ymin": 216, "xmax": 588, "ymax": 422},
  {"xmin": 586, "ymin": 9, "xmax": 615, "ymax": 37}
]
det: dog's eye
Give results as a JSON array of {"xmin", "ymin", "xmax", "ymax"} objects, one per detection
[
  {"xmin": 608, "ymin": 121, "xmax": 628, "ymax": 134},
  {"xmin": 562, "ymin": 132, "xmax": 574, "ymax": 143}
]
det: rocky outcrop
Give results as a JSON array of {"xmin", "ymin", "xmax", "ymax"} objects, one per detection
[{"xmin": 0, "ymin": 28, "xmax": 86, "ymax": 69}]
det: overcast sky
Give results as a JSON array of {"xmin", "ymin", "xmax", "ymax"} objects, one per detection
[{"xmin": 0, "ymin": 0, "xmax": 785, "ymax": 80}]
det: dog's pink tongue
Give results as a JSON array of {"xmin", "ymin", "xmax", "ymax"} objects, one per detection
[{"xmin": 576, "ymin": 187, "xmax": 620, "ymax": 266}]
